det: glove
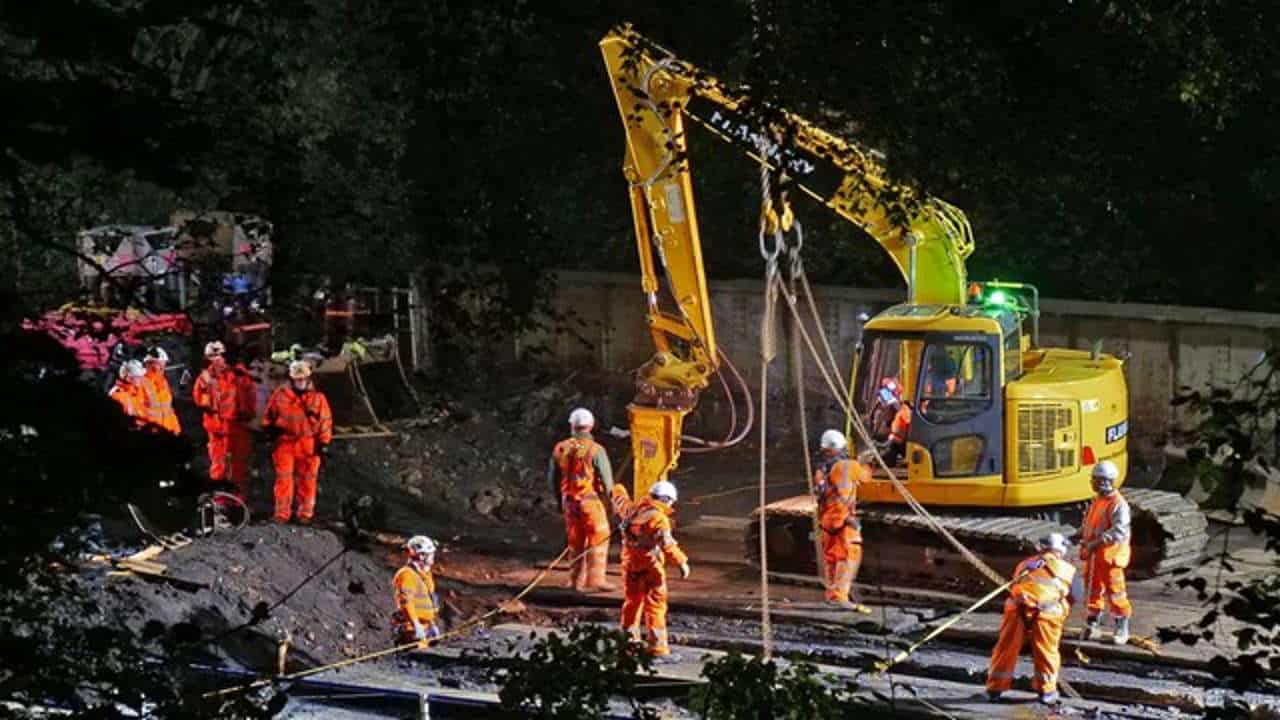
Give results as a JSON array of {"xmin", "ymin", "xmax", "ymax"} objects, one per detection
[
  {"xmin": 413, "ymin": 624, "xmax": 427, "ymax": 641},
  {"xmin": 679, "ymin": 562, "xmax": 690, "ymax": 580}
]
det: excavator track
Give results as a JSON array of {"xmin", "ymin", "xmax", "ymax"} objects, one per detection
[{"xmin": 745, "ymin": 488, "xmax": 1209, "ymax": 593}]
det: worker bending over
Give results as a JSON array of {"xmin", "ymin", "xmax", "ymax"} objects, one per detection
[
  {"xmin": 548, "ymin": 408, "xmax": 615, "ymax": 592},
  {"xmin": 986, "ymin": 532, "xmax": 1082, "ymax": 705},
  {"xmin": 393, "ymin": 535, "xmax": 442, "ymax": 645},
  {"xmin": 193, "ymin": 342, "xmax": 257, "ymax": 500},
  {"xmin": 1079, "ymin": 460, "xmax": 1132, "ymax": 644},
  {"xmin": 815, "ymin": 429, "xmax": 871, "ymax": 614},
  {"xmin": 611, "ymin": 480, "xmax": 689, "ymax": 659},
  {"xmin": 263, "ymin": 360, "xmax": 332, "ymax": 525},
  {"xmin": 140, "ymin": 346, "xmax": 181, "ymax": 434}
]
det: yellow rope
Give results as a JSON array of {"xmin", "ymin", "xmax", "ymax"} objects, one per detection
[{"xmin": 205, "ymin": 458, "xmax": 639, "ymax": 700}]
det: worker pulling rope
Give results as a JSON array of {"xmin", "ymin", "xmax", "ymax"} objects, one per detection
[{"xmin": 873, "ymin": 569, "xmax": 1028, "ymax": 675}]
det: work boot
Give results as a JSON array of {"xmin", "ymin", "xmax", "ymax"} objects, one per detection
[
  {"xmin": 1113, "ymin": 617, "xmax": 1131, "ymax": 645},
  {"xmin": 1082, "ymin": 615, "xmax": 1102, "ymax": 641},
  {"xmin": 826, "ymin": 598, "xmax": 872, "ymax": 614},
  {"xmin": 1039, "ymin": 691, "xmax": 1060, "ymax": 705},
  {"xmin": 584, "ymin": 544, "xmax": 616, "ymax": 592},
  {"xmin": 985, "ymin": 690, "xmax": 1003, "ymax": 702}
]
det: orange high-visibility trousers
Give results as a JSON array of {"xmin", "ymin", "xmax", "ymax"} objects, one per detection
[
  {"xmin": 563, "ymin": 495, "xmax": 610, "ymax": 588},
  {"xmin": 207, "ymin": 426, "xmax": 252, "ymax": 495},
  {"xmin": 987, "ymin": 604, "xmax": 1065, "ymax": 695},
  {"xmin": 1085, "ymin": 552, "xmax": 1131, "ymax": 618},
  {"xmin": 273, "ymin": 439, "xmax": 320, "ymax": 522},
  {"xmin": 822, "ymin": 526, "xmax": 862, "ymax": 602},
  {"xmin": 208, "ymin": 432, "xmax": 232, "ymax": 484},
  {"xmin": 621, "ymin": 565, "xmax": 670, "ymax": 655}
]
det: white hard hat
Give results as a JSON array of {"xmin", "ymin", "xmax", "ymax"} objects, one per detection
[
  {"xmin": 144, "ymin": 346, "xmax": 169, "ymax": 364},
  {"xmin": 204, "ymin": 341, "xmax": 226, "ymax": 358},
  {"xmin": 406, "ymin": 535, "xmax": 436, "ymax": 556},
  {"xmin": 650, "ymin": 480, "xmax": 678, "ymax": 503},
  {"xmin": 820, "ymin": 429, "xmax": 847, "ymax": 451},
  {"xmin": 118, "ymin": 360, "xmax": 146, "ymax": 380},
  {"xmin": 1038, "ymin": 532, "xmax": 1069, "ymax": 555},
  {"xmin": 1092, "ymin": 460, "xmax": 1120, "ymax": 482},
  {"xmin": 288, "ymin": 360, "xmax": 312, "ymax": 379},
  {"xmin": 569, "ymin": 408, "xmax": 594, "ymax": 429}
]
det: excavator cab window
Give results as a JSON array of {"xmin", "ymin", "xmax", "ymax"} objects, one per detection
[
  {"xmin": 918, "ymin": 343, "xmax": 991, "ymax": 424},
  {"xmin": 855, "ymin": 334, "xmax": 923, "ymax": 444}
]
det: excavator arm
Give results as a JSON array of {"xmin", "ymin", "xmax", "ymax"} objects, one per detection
[{"xmin": 599, "ymin": 24, "xmax": 975, "ymax": 498}]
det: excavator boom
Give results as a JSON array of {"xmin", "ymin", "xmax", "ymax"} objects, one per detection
[{"xmin": 601, "ymin": 26, "xmax": 973, "ymax": 307}]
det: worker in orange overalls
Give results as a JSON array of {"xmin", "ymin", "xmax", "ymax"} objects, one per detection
[
  {"xmin": 815, "ymin": 429, "xmax": 872, "ymax": 614},
  {"xmin": 263, "ymin": 360, "xmax": 332, "ymax": 525},
  {"xmin": 393, "ymin": 535, "xmax": 442, "ymax": 645},
  {"xmin": 140, "ymin": 346, "xmax": 181, "ymax": 433},
  {"xmin": 227, "ymin": 347, "xmax": 259, "ymax": 493},
  {"xmin": 986, "ymin": 532, "xmax": 1082, "ymax": 705},
  {"xmin": 109, "ymin": 360, "xmax": 148, "ymax": 425},
  {"xmin": 1079, "ymin": 460, "xmax": 1132, "ymax": 645},
  {"xmin": 548, "ymin": 408, "xmax": 614, "ymax": 592},
  {"xmin": 193, "ymin": 341, "xmax": 256, "ymax": 500},
  {"xmin": 611, "ymin": 480, "xmax": 689, "ymax": 660}
]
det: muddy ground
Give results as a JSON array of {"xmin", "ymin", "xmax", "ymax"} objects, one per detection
[{"xmin": 55, "ymin": 362, "xmax": 1280, "ymax": 717}]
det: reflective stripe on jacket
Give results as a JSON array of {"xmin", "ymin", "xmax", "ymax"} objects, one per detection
[
  {"xmin": 614, "ymin": 490, "xmax": 688, "ymax": 574},
  {"xmin": 552, "ymin": 437, "xmax": 603, "ymax": 500},
  {"xmin": 193, "ymin": 367, "xmax": 237, "ymax": 434},
  {"xmin": 264, "ymin": 385, "xmax": 333, "ymax": 443},
  {"xmin": 394, "ymin": 566, "xmax": 438, "ymax": 623},
  {"xmin": 1082, "ymin": 491, "xmax": 1131, "ymax": 566},
  {"xmin": 816, "ymin": 456, "xmax": 869, "ymax": 540},
  {"xmin": 1007, "ymin": 552, "xmax": 1077, "ymax": 619},
  {"xmin": 141, "ymin": 369, "xmax": 180, "ymax": 433}
]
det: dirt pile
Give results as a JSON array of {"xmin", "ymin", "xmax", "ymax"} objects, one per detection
[
  {"xmin": 62, "ymin": 365, "xmax": 628, "ymax": 677},
  {"xmin": 321, "ymin": 368, "xmax": 635, "ymax": 538}
]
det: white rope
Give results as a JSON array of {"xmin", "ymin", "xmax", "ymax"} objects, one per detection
[
  {"xmin": 755, "ymin": 135, "xmax": 781, "ymax": 661},
  {"xmin": 774, "ymin": 268, "xmax": 1005, "ymax": 586},
  {"xmin": 789, "ymin": 262, "xmax": 828, "ymax": 591}
]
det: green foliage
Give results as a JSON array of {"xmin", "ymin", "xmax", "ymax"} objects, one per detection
[
  {"xmin": 485, "ymin": 624, "xmax": 658, "ymax": 720},
  {"xmin": 1165, "ymin": 346, "xmax": 1280, "ymax": 690},
  {"xmin": 689, "ymin": 651, "xmax": 854, "ymax": 720}
]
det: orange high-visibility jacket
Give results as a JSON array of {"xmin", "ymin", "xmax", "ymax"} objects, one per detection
[
  {"xmin": 393, "ymin": 566, "xmax": 439, "ymax": 625},
  {"xmin": 140, "ymin": 369, "xmax": 180, "ymax": 433},
  {"xmin": 264, "ymin": 385, "xmax": 333, "ymax": 444},
  {"xmin": 1007, "ymin": 552, "xmax": 1078, "ymax": 620},
  {"xmin": 109, "ymin": 381, "xmax": 146, "ymax": 421},
  {"xmin": 193, "ymin": 368, "xmax": 238, "ymax": 435},
  {"xmin": 816, "ymin": 456, "xmax": 870, "ymax": 540},
  {"xmin": 552, "ymin": 437, "xmax": 606, "ymax": 500},
  {"xmin": 889, "ymin": 405, "xmax": 911, "ymax": 444},
  {"xmin": 1082, "ymin": 491, "xmax": 1132, "ymax": 566},
  {"xmin": 613, "ymin": 489, "xmax": 688, "ymax": 574}
]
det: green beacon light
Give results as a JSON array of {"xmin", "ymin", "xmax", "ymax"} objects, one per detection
[{"xmin": 987, "ymin": 289, "xmax": 1008, "ymax": 305}]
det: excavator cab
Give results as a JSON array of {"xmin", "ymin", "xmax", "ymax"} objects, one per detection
[{"xmin": 855, "ymin": 309, "xmax": 1008, "ymax": 484}]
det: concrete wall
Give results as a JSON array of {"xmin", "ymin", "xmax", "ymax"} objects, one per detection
[{"xmin": 519, "ymin": 270, "xmax": 1280, "ymax": 461}]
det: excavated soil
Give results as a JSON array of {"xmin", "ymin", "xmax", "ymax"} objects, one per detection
[{"xmin": 64, "ymin": 366, "xmax": 636, "ymax": 677}]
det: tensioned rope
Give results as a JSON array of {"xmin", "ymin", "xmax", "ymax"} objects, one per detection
[{"xmin": 748, "ymin": 134, "xmax": 1005, "ymax": 589}]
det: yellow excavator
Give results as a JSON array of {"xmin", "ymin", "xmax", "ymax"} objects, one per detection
[{"xmin": 599, "ymin": 25, "xmax": 1208, "ymax": 590}]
